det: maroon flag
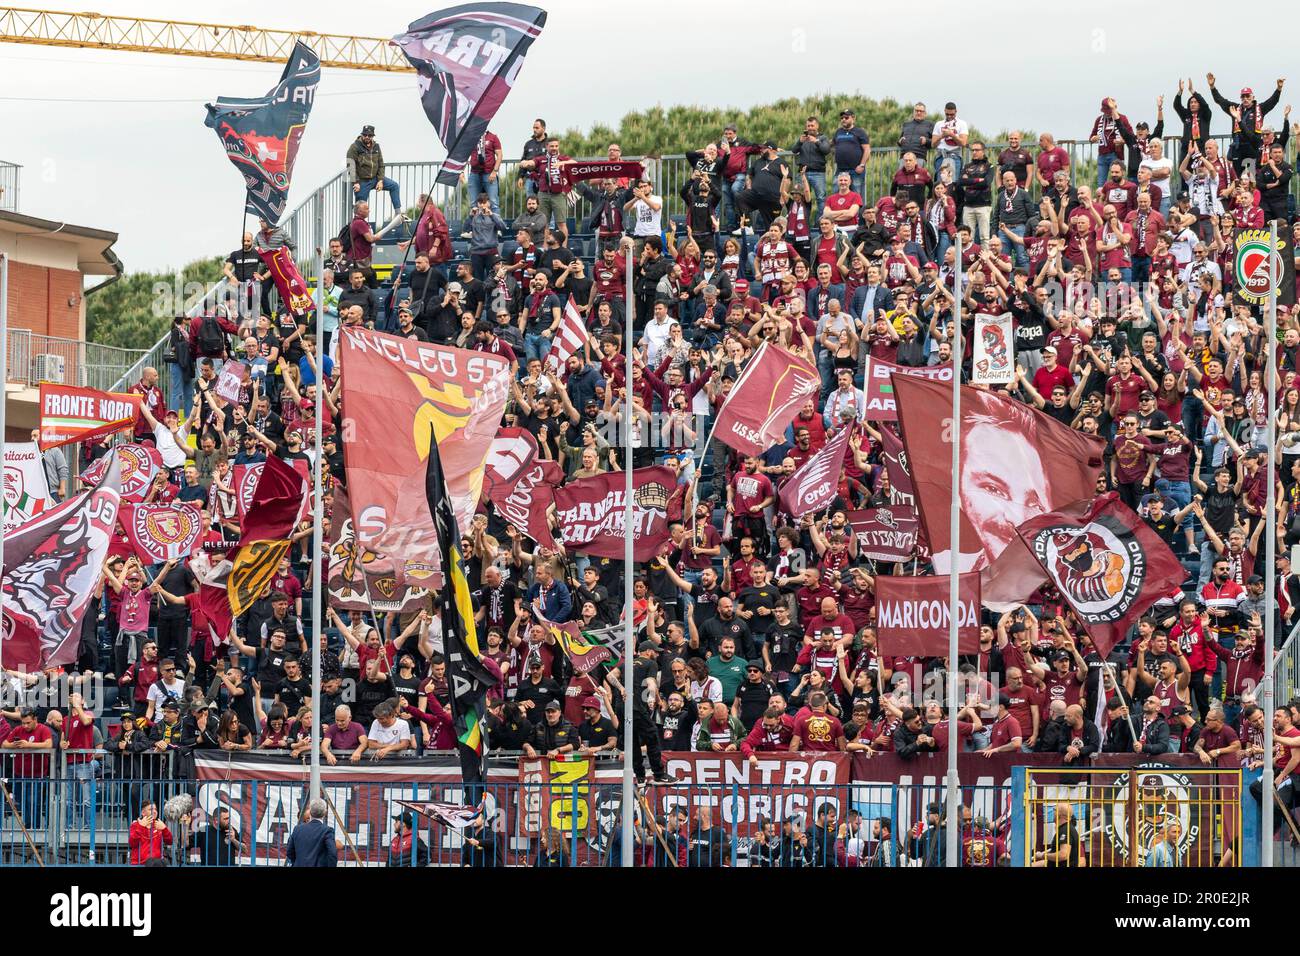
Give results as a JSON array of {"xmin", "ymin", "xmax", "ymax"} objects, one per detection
[
  {"xmin": 711, "ymin": 341, "xmax": 820, "ymax": 455},
  {"xmin": 878, "ymin": 426, "xmax": 916, "ymax": 509},
  {"xmin": 232, "ymin": 462, "xmax": 264, "ymax": 522},
  {"xmin": 82, "ymin": 443, "xmax": 163, "ymax": 503},
  {"xmin": 778, "ymin": 422, "xmax": 853, "ymax": 517},
  {"xmin": 544, "ymin": 299, "xmax": 589, "ymax": 375},
  {"xmin": 484, "ymin": 427, "xmax": 562, "ymax": 549},
  {"xmin": 847, "ymin": 506, "xmax": 918, "ymax": 562},
  {"xmin": 2, "ymin": 455, "xmax": 121, "ymax": 668},
  {"xmin": 1014, "ymin": 493, "xmax": 1187, "ymax": 658},
  {"xmin": 553, "ymin": 467, "xmax": 679, "ymax": 561},
  {"xmin": 257, "ymin": 246, "xmax": 316, "ymax": 318},
  {"xmin": 863, "ymin": 357, "xmax": 953, "ymax": 422},
  {"xmin": 874, "ymin": 573, "xmax": 981, "ymax": 658},
  {"xmin": 119, "ymin": 502, "xmax": 204, "ymax": 563},
  {"xmin": 229, "ymin": 454, "xmax": 307, "ymax": 616},
  {"xmin": 891, "ymin": 375, "xmax": 1104, "ymax": 577}
]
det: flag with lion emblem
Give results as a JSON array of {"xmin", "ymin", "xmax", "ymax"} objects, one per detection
[{"xmin": 1014, "ymin": 492, "xmax": 1186, "ymax": 657}]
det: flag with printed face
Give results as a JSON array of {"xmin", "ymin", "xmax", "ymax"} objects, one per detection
[
  {"xmin": 712, "ymin": 341, "xmax": 820, "ymax": 455},
  {"xmin": 778, "ymin": 421, "xmax": 854, "ymax": 518},
  {"xmin": 393, "ymin": 4, "xmax": 547, "ymax": 187},
  {"xmin": 544, "ymin": 298, "xmax": 588, "ymax": 374},
  {"xmin": 204, "ymin": 41, "xmax": 320, "ymax": 223},
  {"xmin": 1013, "ymin": 493, "xmax": 1187, "ymax": 658},
  {"xmin": 228, "ymin": 454, "xmax": 307, "ymax": 617},
  {"xmin": 2, "ymin": 455, "xmax": 121, "ymax": 668},
  {"xmin": 891, "ymin": 375, "xmax": 1104, "ymax": 579}
]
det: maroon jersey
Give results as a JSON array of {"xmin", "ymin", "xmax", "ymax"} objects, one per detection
[
  {"xmin": 987, "ymin": 713, "xmax": 1023, "ymax": 749},
  {"xmin": 793, "ymin": 710, "xmax": 844, "ymax": 751},
  {"xmin": 731, "ymin": 471, "xmax": 773, "ymax": 515},
  {"xmin": 1041, "ymin": 671, "xmax": 1083, "ymax": 707},
  {"xmin": 1005, "ymin": 685, "xmax": 1040, "ymax": 739},
  {"xmin": 1111, "ymin": 434, "xmax": 1154, "ymax": 483}
]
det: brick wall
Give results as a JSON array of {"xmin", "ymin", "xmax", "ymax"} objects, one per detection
[{"xmin": 8, "ymin": 260, "xmax": 82, "ymax": 339}]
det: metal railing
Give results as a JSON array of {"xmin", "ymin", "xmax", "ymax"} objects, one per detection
[
  {"xmin": 0, "ymin": 159, "xmax": 18, "ymax": 212},
  {"xmin": 4, "ymin": 328, "xmax": 146, "ymax": 391},
  {"xmin": 278, "ymin": 132, "xmax": 1294, "ymax": 282},
  {"xmin": 108, "ymin": 276, "xmax": 237, "ymax": 407}
]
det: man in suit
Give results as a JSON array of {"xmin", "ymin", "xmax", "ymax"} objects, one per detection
[{"xmin": 287, "ymin": 799, "xmax": 337, "ymax": 867}]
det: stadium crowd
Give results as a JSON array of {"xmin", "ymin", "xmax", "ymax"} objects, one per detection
[{"xmin": 4, "ymin": 79, "xmax": 1300, "ymax": 865}]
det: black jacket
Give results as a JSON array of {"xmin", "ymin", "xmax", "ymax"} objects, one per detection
[
  {"xmin": 1136, "ymin": 714, "xmax": 1172, "ymax": 754},
  {"xmin": 337, "ymin": 286, "xmax": 376, "ymax": 326},
  {"xmin": 190, "ymin": 824, "xmax": 243, "ymax": 867},
  {"xmin": 1057, "ymin": 719, "xmax": 1101, "ymax": 762},
  {"xmin": 957, "ymin": 159, "xmax": 995, "ymax": 208},
  {"xmin": 1172, "ymin": 91, "xmax": 1212, "ymax": 155},
  {"xmin": 893, "ymin": 722, "xmax": 937, "ymax": 759}
]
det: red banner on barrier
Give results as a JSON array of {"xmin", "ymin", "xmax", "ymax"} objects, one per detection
[
  {"xmin": 38, "ymin": 384, "xmax": 140, "ymax": 450},
  {"xmin": 647, "ymin": 752, "xmax": 853, "ymax": 836}
]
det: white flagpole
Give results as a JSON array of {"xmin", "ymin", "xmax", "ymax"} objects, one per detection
[
  {"xmin": 946, "ymin": 236, "xmax": 963, "ymax": 867},
  {"xmin": 1263, "ymin": 218, "xmax": 1278, "ymax": 868},
  {"xmin": 621, "ymin": 245, "xmax": 635, "ymax": 866},
  {"xmin": 309, "ymin": 190, "xmax": 325, "ymax": 801}
]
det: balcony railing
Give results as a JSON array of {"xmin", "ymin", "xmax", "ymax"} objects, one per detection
[
  {"xmin": 5, "ymin": 328, "xmax": 147, "ymax": 393},
  {"xmin": 0, "ymin": 160, "xmax": 18, "ymax": 213}
]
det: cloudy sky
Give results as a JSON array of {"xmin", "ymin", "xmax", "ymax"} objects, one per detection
[{"xmin": 2, "ymin": 0, "xmax": 1292, "ymax": 274}]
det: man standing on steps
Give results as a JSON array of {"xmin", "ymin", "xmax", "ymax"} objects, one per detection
[
  {"xmin": 633, "ymin": 640, "xmax": 674, "ymax": 785},
  {"xmin": 347, "ymin": 124, "xmax": 401, "ymax": 215},
  {"xmin": 347, "ymin": 200, "xmax": 405, "ymax": 269}
]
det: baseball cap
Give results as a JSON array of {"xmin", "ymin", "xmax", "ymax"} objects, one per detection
[
  {"xmin": 361, "ymin": 124, "xmax": 376, "ymax": 135},
  {"xmin": 1042, "ymin": 345, "xmax": 1057, "ymax": 355},
  {"xmin": 637, "ymin": 640, "xmax": 658, "ymax": 653},
  {"xmin": 447, "ymin": 282, "xmax": 464, "ymax": 293},
  {"xmin": 1247, "ymin": 574, "xmax": 1264, "ymax": 585},
  {"xmin": 544, "ymin": 699, "xmax": 562, "ymax": 711},
  {"xmin": 1241, "ymin": 87, "xmax": 1254, "ymax": 97},
  {"xmin": 746, "ymin": 660, "xmax": 764, "ymax": 672},
  {"xmin": 762, "ymin": 139, "xmax": 778, "ymax": 150},
  {"xmin": 1170, "ymin": 704, "xmax": 1191, "ymax": 717},
  {"xmin": 1139, "ymin": 389, "xmax": 1155, "ymax": 400},
  {"xmin": 581, "ymin": 696, "xmax": 602, "ymax": 710},
  {"xmin": 397, "ymin": 306, "xmax": 413, "ymax": 317},
  {"xmin": 840, "ymin": 108, "xmax": 855, "ymax": 117}
]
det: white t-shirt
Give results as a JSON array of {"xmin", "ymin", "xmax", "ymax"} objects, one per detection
[
  {"xmin": 642, "ymin": 317, "xmax": 673, "ymax": 367},
  {"xmin": 367, "ymin": 717, "xmax": 412, "ymax": 746},
  {"xmin": 932, "ymin": 118, "xmax": 970, "ymax": 155},
  {"xmin": 1139, "ymin": 156, "xmax": 1174, "ymax": 184},
  {"xmin": 146, "ymin": 677, "xmax": 186, "ymax": 710},
  {"xmin": 630, "ymin": 196, "xmax": 663, "ymax": 237},
  {"xmin": 153, "ymin": 422, "xmax": 190, "ymax": 469},
  {"xmin": 1169, "ymin": 228, "xmax": 1198, "ymax": 269}
]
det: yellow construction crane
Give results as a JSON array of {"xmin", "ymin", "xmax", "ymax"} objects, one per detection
[{"xmin": 0, "ymin": 6, "xmax": 414, "ymax": 71}]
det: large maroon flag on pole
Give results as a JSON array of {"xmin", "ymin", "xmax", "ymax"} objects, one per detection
[
  {"xmin": 553, "ymin": 467, "xmax": 679, "ymax": 561},
  {"xmin": 1014, "ymin": 492, "xmax": 1187, "ymax": 658},
  {"xmin": 891, "ymin": 375, "xmax": 1104, "ymax": 577},
  {"xmin": 484, "ymin": 427, "xmax": 562, "ymax": 550},
  {"xmin": 778, "ymin": 422, "xmax": 854, "ymax": 518},
  {"xmin": 711, "ymin": 341, "xmax": 820, "ymax": 455}
]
